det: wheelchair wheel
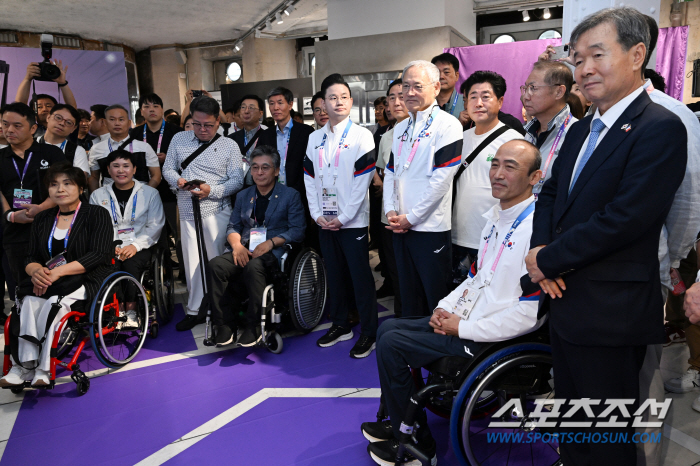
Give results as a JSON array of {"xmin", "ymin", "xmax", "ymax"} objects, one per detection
[
  {"xmin": 451, "ymin": 344, "xmax": 558, "ymax": 466},
  {"xmin": 266, "ymin": 331, "xmax": 284, "ymax": 354},
  {"xmin": 411, "ymin": 368, "xmax": 454, "ymax": 419},
  {"xmin": 55, "ymin": 324, "xmax": 79, "ymax": 361},
  {"xmin": 288, "ymin": 249, "xmax": 327, "ymax": 333},
  {"xmin": 154, "ymin": 247, "xmax": 175, "ymax": 324},
  {"xmin": 89, "ymin": 272, "xmax": 149, "ymax": 369}
]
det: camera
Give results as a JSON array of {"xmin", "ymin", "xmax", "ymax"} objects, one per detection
[
  {"xmin": 36, "ymin": 34, "xmax": 61, "ymax": 82},
  {"xmin": 192, "ymin": 90, "xmax": 203, "ymax": 98}
]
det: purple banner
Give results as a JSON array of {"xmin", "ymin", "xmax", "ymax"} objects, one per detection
[
  {"xmin": 445, "ymin": 38, "xmax": 562, "ymax": 121},
  {"xmin": 0, "ymin": 46, "xmax": 129, "ymax": 115},
  {"xmin": 656, "ymin": 26, "xmax": 688, "ymax": 102}
]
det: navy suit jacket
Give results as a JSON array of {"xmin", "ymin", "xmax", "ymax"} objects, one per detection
[
  {"xmin": 226, "ymin": 182, "xmax": 306, "ymax": 263},
  {"xmin": 531, "ymin": 91, "xmax": 687, "ymax": 347}
]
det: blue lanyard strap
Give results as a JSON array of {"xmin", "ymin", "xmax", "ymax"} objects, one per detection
[
  {"xmin": 109, "ymin": 192, "xmax": 138, "ymax": 225},
  {"xmin": 12, "ymin": 152, "xmax": 33, "ymax": 189},
  {"xmin": 478, "ymin": 201, "xmax": 535, "ymax": 275},
  {"xmin": 59, "ymin": 140, "xmax": 67, "ymax": 151},
  {"xmin": 48, "ymin": 202, "xmax": 81, "ymax": 258},
  {"xmin": 108, "ymin": 139, "xmax": 133, "ymax": 153},
  {"xmin": 449, "ymin": 91, "xmax": 459, "ymax": 115}
]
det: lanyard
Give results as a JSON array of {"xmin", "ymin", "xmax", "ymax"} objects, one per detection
[
  {"xmin": 397, "ymin": 107, "xmax": 439, "ymax": 176},
  {"xmin": 280, "ymin": 120, "xmax": 293, "ymax": 166},
  {"xmin": 318, "ymin": 119, "xmax": 352, "ymax": 185},
  {"xmin": 244, "ymin": 126, "xmax": 261, "ymax": 155},
  {"xmin": 538, "ymin": 113, "xmax": 572, "ymax": 188},
  {"xmin": 39, "ymin": 137, "xmax": 66, "ymax": 152},
  {"xmin": 143, "ymin": 121, "xmax": 165, "ymax": 154},
  {"xmin": 59, "ymin": 140, "xmax": 67, "ymax": 151},
  {"xmin": 48, "ymin": 202, "xmax": 81, "ymax": 258},
  {"xmin": 477, "ymin": 201, "xmax": 535, "ymax": 285},
  {"xmin": 109, "ymin": 192, "xmax": 138, "ymax": 225},
  {"xmin": 448, "ymin": 91, "xmax": 459, "ymax": 115},
  {"xmin": 108, "ymin": 139, "xmax": 133, "ymax": 153},
  {"xmin": 12, "ymin": 152, "xmax": 33, "ymax": 189}
]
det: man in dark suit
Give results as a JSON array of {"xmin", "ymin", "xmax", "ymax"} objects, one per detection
[
  {"xmin": 257, "ymin": 87, "xmax": 317, "ymax": 250},
  {"xmin": 525, "ymin": 8, "xmax": 687, "ymax": 466}
]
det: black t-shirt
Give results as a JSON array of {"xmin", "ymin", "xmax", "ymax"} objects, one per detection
[
  {"xmin": 131, "ymin": 121, "xmax": 183, "ymax": 202},
  {"xmin": 113, "ymin": 185, "xmax": 134, "ymax": 216},
  {"xmin": 0, "ymin": 142, "xmax": 66, "ymax": 246},
  {"xmin": 251, "ymin": 185, "xmax": 275, "ymax": 226}
]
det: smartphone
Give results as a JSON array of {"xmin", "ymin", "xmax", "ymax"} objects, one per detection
[
  {"xmin": 184, "ymin": 179, "xmax": 205, "ymax": 189},
  {"xmin": 192, "ymin": 90, "xmax": 203, "ymax": 98},
  {"xmin": 550, "ymin": 44, "xmax": 569, "ymax": 61}
]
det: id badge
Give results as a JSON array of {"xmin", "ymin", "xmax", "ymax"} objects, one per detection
[
  {"xmin": 321, "ymin": 187, "xmax": 339, "ymax": 218},
  {"xmin": 278, "ymin": 171, "xmax": 287, "ymax": 185},
  {"xmin": 454, "ymin": 285, "xmax": 482, "ymax": 320},
  {"xmin": 392, "ymin": 182, "xmax": 399, "ymax": 213},
  {"xmin": 13, "ymin": 189, "xmax": 32, "ymax": 209},
  {"xmin": 249, "ymin": 227, "xmax": 267, "ymax": 252},
  {"xmin": 118, "ymin": 227, "xmax": 137, "ymax": 245},
  {"xmin": 46, "ymin": 252, "xmax": 67, "ymax": 270}
]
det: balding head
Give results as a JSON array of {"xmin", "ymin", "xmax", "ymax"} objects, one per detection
[{"xmin": 489, "ymin": 140, "xmax": 542, "ymax": 209}]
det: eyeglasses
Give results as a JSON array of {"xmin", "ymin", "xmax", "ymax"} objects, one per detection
[
  {"xmin": 313, "ymin": 108, "xmax": 326, "ymax": 114},
  {"xmin": 520, "ymin": 84, "xmax": 562, "ymax": 96},
  {"xmin": 192, "ymin": 122, "xmax": 216, "ymax": 130},
  {"xmin": 326, "ymin": 95, "xmax": 351, "ymax": 103},
  {"xmin": 52, "ymin": 114, "xmax": 76, "ymax": 128},
  {"xmin": 250, "ymin": 164, "xmax": 274, "ymax": 172},
  {"xmin": 402, "ymin": 83, "xmax": 427, "ymax": 93},
  {"xmin": 240, "ymin": 105, "xmax": 259, "ymax": 112}
]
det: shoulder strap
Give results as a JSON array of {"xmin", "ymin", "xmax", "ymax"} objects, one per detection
[
  {"xmin": 118, "ymin": 136, "xmax": 136, "ymax": 151},
  {"xmin": 242, "ymin": 130, "xmax": 263, "ymax": 154},
  {"xmin": 180, "ymin": 133, "xmax": 221, "ymax": 173},
  {"xmin": 64, "ymin": 141, "xmax": 77, "ymax": 163}
]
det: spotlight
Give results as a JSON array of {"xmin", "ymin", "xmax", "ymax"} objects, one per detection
[
  {"xmin": 543, "ymin": 7, "xmax": 551, "ymax": 19},
  {"xmin": 522, "ymin": 10, "xmax": 530, "ymax": 21},
  {"xmin": 234, "ymin": 41, "xmax": 242, "ymax": 52},
  {"xmin": 265, "ymin": 18, "xmax": 272, "ymax": 29},
  {"xmin": 284, "ymin": 4, "xmax": 295, "ymax": 15},
  {"xmin": 276, "ymin": 12, "xmax": 284, "ymax": 24}
]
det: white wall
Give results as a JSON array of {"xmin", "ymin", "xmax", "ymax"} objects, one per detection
[{"xmin": 563, "ymin": 0, "xmax": 661, "ymax": 43}]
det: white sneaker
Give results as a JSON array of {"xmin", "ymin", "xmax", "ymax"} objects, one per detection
[
  {"xmin": 31, "ymin": 369, "xmax": 51, "ymax": 387},
  {"xmin": 693, "ymin": 396, "xmax": 700, "ymax": 413},
  {"xmin": 664, "ymin": 368, "xmax": 700, "ymax": 394},
  {"xmin": 0, "ymin": 365, "xmax": 34, "ymax": 387},
  {"xmin": 124, "ymin": 310, "xmax": 140, "ymax": 328}
]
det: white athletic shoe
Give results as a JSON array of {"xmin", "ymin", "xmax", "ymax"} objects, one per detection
[
  {"xmin": 693, "ymin": 396, "xmax": 700, "ymax": 413},
  {"xmin": 664, "ymin": 368, "xmax": 700, "ymax": 394},
  {"xmin": 31, "ymin": 369, "xmax": 51, "ymax": 387},
  {"xmin": 0, "ymin": 365, "xmax": 34, "ymax": 387},
  {"xmin": 124, "ymin": 310, "xmax": 140, "ymax": 328}
]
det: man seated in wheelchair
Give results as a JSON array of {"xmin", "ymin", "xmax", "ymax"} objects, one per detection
[
  {"xmin": 89, "ymin": 149, "xmax": 165, "ymax": 326},
  {"xmin": 363, "ymin": 140, "xmax": 546, "ymax": 466},
  {"xmin": 206, "ymin": 145, "xmax": 305, "ymax": 347},
  {"xmin": 0, "ymin": 163, "xmax": 113, "ymax": 388}
]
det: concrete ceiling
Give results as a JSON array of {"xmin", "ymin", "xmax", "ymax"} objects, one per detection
[{"xmin": 0, "ymin": 0, "xmax": 328, "ymax": 51}]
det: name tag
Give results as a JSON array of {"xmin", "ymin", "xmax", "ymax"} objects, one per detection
[
  {"xmin": 13, "ymin": 189, "xmax": 32, "ymax": 208},
  {"xmin": 118, "ymin": 227, "xmax": 137, "ymax": 245},
  {"xmin": 249, "ymin": 227, "xmax": 267, "ymax": 252},
  {"xmin": 46, "ymin": 252, "xmax": 67, "ymax": 270},
  {"xmin": 454, "ymin": 284, "xmax": 482, "ymax": 321},
  {"xmin": 321, "ymin": 187, "xmax": 339, "ymax": 218}
]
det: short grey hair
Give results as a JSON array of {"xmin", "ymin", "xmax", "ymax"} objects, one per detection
[
  {"xmin": 570, "ymin": 7, "xmax": 650, "ymax": 53},
  {"xmin": 402, "ymin": 60, "xmax": 440, "ymax": 85},
  {"xmin": 250, "ymin": 145, "xmax": 281, "ymax": 169}
]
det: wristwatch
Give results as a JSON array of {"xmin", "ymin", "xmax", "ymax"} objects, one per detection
[{"xmin": 58, "ymin": 81, "xmax": 69, "ymax": 87}]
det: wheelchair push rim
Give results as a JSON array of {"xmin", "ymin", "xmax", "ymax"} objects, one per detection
[
  {"xmin": 154, "ymin": 247, "xmax": 175, "ymax": 324},
  {"xmin": 89, "ymin": 272, "xmax": 149, "ymax": 369},
  {"xmin": 455, "ymin": 350, "xmax": 558, "ymax": 466},
  {"xmin": 288, "ymin": 248, "xmax": 327, "ymax": 333}
]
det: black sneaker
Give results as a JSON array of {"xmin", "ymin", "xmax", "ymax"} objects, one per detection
[
  {"xmin": 316, "ymin": 324, "xmax": 354, "ymax": 348},
  {"xmin": 238, "ymin": 327, "xmax": 262, "ymax": 347},
  {"xmin": 350, "ymin": 335, "xmax": 376, "ymax": 359},
  {"xmin": 362, "ymin": 420, "xmax": 394, "ymax": 443},
  {"xmin": 367, "ymin": 438, "xmax": 437, "ymax": 466},
  {"xmin": 215, "ymin": 325, "xmax": 235, "ymax": 346},
  {"xmin": 175, "ymin": 314, "xmax": 205, "ymax": 332}
]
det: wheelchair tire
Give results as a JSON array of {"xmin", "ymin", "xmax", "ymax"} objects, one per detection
[
  {"xmin": 149, "ymin": 322, "xmax": 159, "ymax": 339},
  {"xmin": 89, "ymin": 272, "xmax": 149, "ymax": 369},
  {"xmin": 450, "ymin": 344, "xmax": 557, "ymax": 466},
  {"xmin": 55, "ymin": 325, "xmax": 79, "ymax": 361},
  {"xmin": 154, "ymin": 247, "xmax": 175, "ymax": 324},
  {"xmin": 287, "ymin": 249, "xmax": 327, "ymax": 333},
  {"xmin": 10, "ymin": 387, "xmax": 24, "ymax": 394},
  {"xmin": 266, "ymin": 332, "xmax": 284, "ymax": 354}
]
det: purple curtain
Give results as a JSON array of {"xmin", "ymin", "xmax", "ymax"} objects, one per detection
[
  {"xmin": 445, "ymin": 38, "xmax": 562, "ymax": 121},
  {"xmin": 656, "ymin": 26, "xmax": 689, "ymax": 101}
]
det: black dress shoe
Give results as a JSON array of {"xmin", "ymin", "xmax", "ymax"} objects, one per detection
[
  {"xmin": 215, "ymin": 324, "xmax": 235, "ymax": 346},
  {"xmin": 175, "ymin": 314, "xmax": 204, "ymax": 331}
]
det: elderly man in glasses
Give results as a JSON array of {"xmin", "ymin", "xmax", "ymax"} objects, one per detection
[{"xmin": 162, "ymin": 96, "xmax": 244, "ymax": 332}]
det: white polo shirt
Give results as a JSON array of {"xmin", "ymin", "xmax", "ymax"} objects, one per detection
[
  {"xmin": 89, "ymin": 135, "xmax": 159, "ymax": 186},
  {"xmin": 38, "ymin": 136, "xmax": 90, "ymax": 175},
  {"xmin": 303, "ymin": 117, "xmax": 376, "ymax": 229}
]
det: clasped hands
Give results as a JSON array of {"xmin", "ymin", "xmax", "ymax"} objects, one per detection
[
  {"xmin": 429, "ymin": 309, "xmax": 461, "ymax": 336},
  {"xmin": 385, "ymin": 211, "xmax": 411, "ymax": 234},
  {"xmin": 316, "ymin": 216, "xmax": 343, "ymax": 231},
  {"xmin": 525, "ymin": 245, "xmax": 567, "ymax": 299},
  {"xmin": 30, "ymin": 265, "xmax": 62, "ymax": 297}
]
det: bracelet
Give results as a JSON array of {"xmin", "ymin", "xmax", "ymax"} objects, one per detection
[
  {"xmin": 9, "ymin": 211, "xmax": 14, "ymax": 223},
  {"xmin": 269, "ymin": 239, "xmax": 275, "ymax": 248},
  {"xmin": 57, "ymin": 81, "xmax": 68, "ymax": 87}
]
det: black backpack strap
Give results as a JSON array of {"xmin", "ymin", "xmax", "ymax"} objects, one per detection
[
  {"xmin": 179, "ymin": 133, "xmax": 221, "ymax": 174},
  {"xmin": 117, "ymin": 136, "xmax": 136, "ymax": 151},
  {"xmin": 241, "ymin": 130, "xmax": 262, "ymax": 156},
  {"xmin": 452, "ymin": 125, "xmax": 511, "ymax": 209},
  {"xmin": 15, "ymin": 299, "xmax": 64, "ymax": 370},
  {"xmin": 64, "ymin": 141, "xmax": 77, "ymax": 164}
]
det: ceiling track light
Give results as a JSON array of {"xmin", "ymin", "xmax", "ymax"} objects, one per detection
[
  {"xmin": 522, "ymin": 10, "xmax": 530, "ymax": 21},
  {"xmin": 543, "ymin": 7, "xmax": 551, "ymax": 19},
  {"xmin": 276, "ymin": 11, "xmax": 284, "ymax": 24},
  {"xmin": 265, "ymin": 18, "xmax": 272, "ymax": 29},
  {"xmin": 234, "ymin": 41, "xmax": 243, "ymax": 51},
  {"xmin": 284, "ymin": 4, "xmax": 295, "ymax": 15}
]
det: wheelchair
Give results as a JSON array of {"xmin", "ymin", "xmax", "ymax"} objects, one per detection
[
  {"xmin": 137, "ymin": 238, "xmax": 176, "ymax": 338},
  {"xmin": 2, "ymin": 271, "xmax": 152, "ymax": 397},
  {"xmin": 376, "ymin": 325, "xmax": 558, "ymax": 466},
  {"xmin": 203, "ymin": 243, "xmax": 328, "ymax": 354}
]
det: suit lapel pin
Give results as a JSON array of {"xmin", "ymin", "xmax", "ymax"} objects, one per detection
[{"xmin": 621, "ymin": 123, "xmax": 631, "ymax": 132}]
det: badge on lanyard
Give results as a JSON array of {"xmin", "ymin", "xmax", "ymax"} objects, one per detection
[
  {"xmin": 47, "ymin": 203, "xmax": 81, "ymax": 270},
  {"xmin": 321, "ymin": 187, "xmax": 339, "ymax": 218},
  {"xmin": 13, "ymin": 189, "xmax": 33, "ymax": 208},
  {"xmin": 118, "ymin": 227, "xmax": 137, "ymax": 245},
  {"xmin": 249, "ymin": 227, "xmax": 267, "ymax": 252},
  {"xmin": 454, "ymin": 284, "xmax": 482, "ymax": 320},
  {"xmin": 46, "ymin": 252, "xmax": 67, "ymax": 270}
]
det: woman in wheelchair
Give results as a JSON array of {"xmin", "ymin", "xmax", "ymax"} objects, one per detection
[
  {"xmin": 0, "ymin": 163, "xmax": 113, "ymax": 388},
  {"xmin": 206, "ymin": 145, "xmax": 305, "ymax": 347},
  {"xmin": 89, "ymin": 149, "xmax": 165, "ymax": 326}
]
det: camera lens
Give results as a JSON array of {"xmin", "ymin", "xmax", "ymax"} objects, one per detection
[{"xmin": 38, "ymin": 62, "xmax": 61, "ymax": 81}]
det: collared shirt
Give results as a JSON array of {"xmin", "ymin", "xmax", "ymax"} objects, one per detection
[
  {"xmin": 437, "ymin": 195, "xmax": 544, "ymax": 342},
  {"xmin": 439, "ymin": 88, "xmax": 465, "ymax": 120},
  {"xmin": 90, "ymin": 132, "xmax": 110, "ymax": 150},
  {"xmin": 570, "ymin": 85, "xmax": 645, "ymax": 190},
  {"xmin": 303, "ymin": 117, "xmax": 376, "ymax": 228},
  {"xmin": 524, "ymin": 104, "xmax": 578, "ymax": 194},
  {"xmin": 132, "ymin": 121, "xmax": 184, "ymax": 202},
  {"xmin": 37, "ymin": 135, "xmax": 91, "ymax": 175},
  {"xmin": 276, "ymin": 118, "xmax": 294, "ymax": 183},
  {"xmin": 89, "ymin": 136, "xmax": 160, "ymax": 187},
  {"xmin": 162, "ymin": 130, "xmax": 243, "ymax": 220},
  {"xmin": 383, "ymin": 101, "xmax": 464, "ymax": 232}
]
